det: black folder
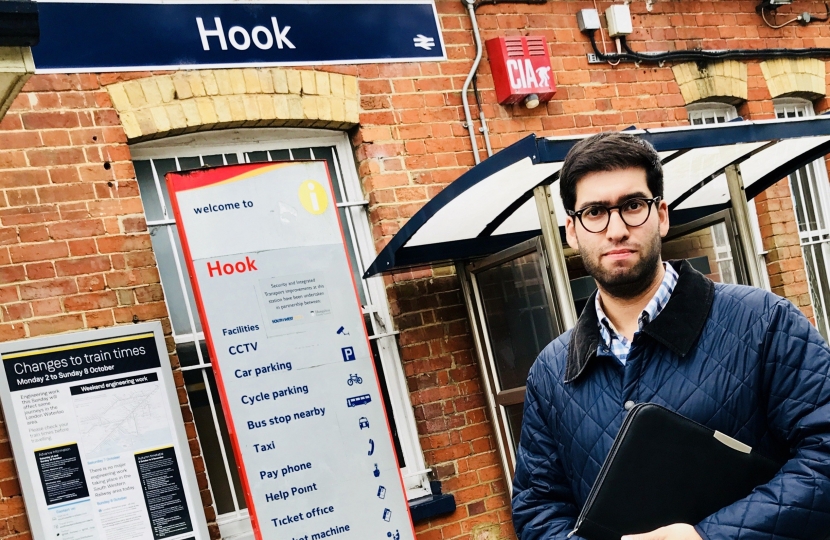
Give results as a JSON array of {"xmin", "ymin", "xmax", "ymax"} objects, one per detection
[{"xmin": 570, "ymin": 403, "xmax": 782, "ymax": 540}]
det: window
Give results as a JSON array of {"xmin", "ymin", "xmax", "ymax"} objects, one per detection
[
  {"xmin": 685, "ymin": 102, "xmax": 771, "ymax": 290},
  {"xmin": 775, "ymin": 98, "xmax": 830, "ymax": 339},
  {"xmin": 711, "ymin": 220, "xmax": 738, "ymax": 284},
  {"xmin": 131, "ymin": 129, "xmax": 429, "ymax": 538},
  {"xmin": 687, "ymin": 102, "xmax": 738, "ymax": 125}
]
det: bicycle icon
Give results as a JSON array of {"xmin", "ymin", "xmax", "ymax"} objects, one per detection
[{"xmin": 347, "ymin": 373, "xmax": 363, "ymax": 386}]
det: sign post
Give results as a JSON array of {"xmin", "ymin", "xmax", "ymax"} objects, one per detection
[
  {"xmin": 166, "ymin": 162, "xmax": 415, "ymax": 540},
  {"xmin": 0, "ymin": 322, "xmax": 209, "ymax": 540}
]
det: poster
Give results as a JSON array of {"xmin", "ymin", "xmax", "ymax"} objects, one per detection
[
  {"xmin": 0, "ymin": 323, "xmax": 209, "ymax": 540},
  {"xmin": 167, "ymin": 162, "xmax": 414, "ymax": 540}
]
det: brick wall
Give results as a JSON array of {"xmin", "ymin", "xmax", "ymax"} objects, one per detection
[
  {"xmin": 0, "ymin": 2, "xmax": 827, "ymax": 540},
  {"xmin": 0, "ymin": 73, "xmax": 220, "ymax": 539},
  {"xmin": 353, "ymin": 2, "xmax": 830, "ymax": 538},
  {"xmin": 661, "ymin": 228, "xmax": 723, "ymax": 283}
]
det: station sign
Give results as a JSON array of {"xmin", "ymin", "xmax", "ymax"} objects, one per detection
[
  {"xmin": 32, "ymin": 1, "xmax": 445, "ymax": 73},
  {"xmin": 0, "ymin": 323, "xmax": 209, "ymax": 540},
  {"xmin": 166, "ymin": 162, "xmax": 414, "ymax": 540}
]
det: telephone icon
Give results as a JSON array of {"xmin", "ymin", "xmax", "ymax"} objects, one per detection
[{"xmin": 368, "ymin": 438, "xmax": 375, "ymax": 456}]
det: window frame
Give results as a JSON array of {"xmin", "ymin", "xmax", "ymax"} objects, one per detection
[
  {"xmin": 685, "ymin": 102, "xmax": 772, "ymax": 291},
  {"xmin": 130, "ymin": 128, "xmax": 431, "ymax": 535},
  {"xmin": 686, "ymin": 102, "xmax": 739, "ymax": 125},
  {"xmin": 458, "ymin": 237, "xmax": 562, "ymax": 484},
  {"xmin": 774, "ymin": 97, "xmax": 830, "ymax": 338}
]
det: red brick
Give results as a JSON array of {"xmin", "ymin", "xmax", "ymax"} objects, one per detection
[
  {"xmin": 113, "ymin": 302, "xmax": 168, "ymax": 323},
  {"xmin": 49, "ymin": 220, "xmax": 105, "ymax": 240},
  {"xmin": 105, "ymin": 268, "xmax": 160, "ymax": 288},
  {"xmin": 19, "ymin": 278, "xmax": 78, "ymax": 300},
  {"xmin": 28, "ymin": 314, "xmax": 85, "ymax": 336},
  {"xmin": 0, "ymin": 323, "xmax": 25, "ymax": 341},
  {"xmin": 77, "ymin": 274, "xmax": 105, "ymax": 292},
  {"xmin": 31, "ymin": 298, "xmax": 62, "ymax": 317},
  {"xmin": 37, "ymin": 184, "xmax": 95, "ymax": 203},
  {"xmin": 55, "ymin": 255, "xmax": 111, "ymax": 276},
  {"xmin": 0, "ymin": 286, "xmax": 19, "ymax": 303},
  {"xmin": 122, "ymin": 216, "xmax": 147, "ymax": 233},
  {"xmin": 68, "ymin": 239, "xmax": 98, "ymax": 257},
  {"xmin": 21, "ymin": 111, "xmax": 80, "ymax": 130},
  {"xmin": 0, "ymin": 132, "xmax": 41, "ymax": 149},
  {"xmin": 96, "ymin": 234, "xmax": 151, "ymax": 253},
  {"xmin": 25, "ymin": 262, "xmax": 55, "ymax": 280},
  {"xmin": 0, "ymin": 266, "xmax": 25, "ymax": 285},
  {"xmin": 64, "ymin": 291, "xmax": 118, "ymax": 312},
  {"xmin": 85, "ymin": 310, "xmax": 115, "ymax": 328},
  {"xmin": 9, "ymin": 242, "xmax": 69, "ymax": 264},
  {"xmin": 2, "ymin": 303, "xmax": 31, "ymax": 321}
]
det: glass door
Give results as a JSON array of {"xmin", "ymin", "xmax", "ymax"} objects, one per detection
[
  {"xmin": 662, "ymin": 209, "xmax": 750, "ymax": 285},
  {"xmin": 462, "ymin": 237, "xmax": 563, "ymax": 479},
  {"xmin": 461, "ymin": 211, "xmax": 750, "ymax": 483}
]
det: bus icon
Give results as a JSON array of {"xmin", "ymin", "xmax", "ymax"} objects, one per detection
[{"xmin": 347, "ymin": 394, "xmax": 372, "ymax": 407}]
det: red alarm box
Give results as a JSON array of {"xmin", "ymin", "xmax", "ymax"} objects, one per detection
[{"xmin": 486, "ymin": 36, "xmax": 556, "ymax": 106}]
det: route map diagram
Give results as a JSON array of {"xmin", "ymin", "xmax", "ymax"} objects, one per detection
[{"xmin": 72, "ymin": 380, "xmax": 171, "ymax": 459}]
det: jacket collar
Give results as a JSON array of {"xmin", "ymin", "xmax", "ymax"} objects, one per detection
[{"xmin": 564, "ymin": 259, "xmax": 715, "ymax": 383}]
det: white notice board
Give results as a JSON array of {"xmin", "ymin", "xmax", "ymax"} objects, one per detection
[
  {"xmin": 0, "ymin": 322, "xmax": 209, "ymax": 540},
  {"xmin": 167, "ymin": 162, "xmax": 415, "ymax": 540}
]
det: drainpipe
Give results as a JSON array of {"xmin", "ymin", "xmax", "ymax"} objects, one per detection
[
  {"xmin": 461, "ymin": 0, "xmax": 492, "ymax": 164},
  {"xmin": 474, "ymin": 77, "xmax": 493, "ymax": 157}
]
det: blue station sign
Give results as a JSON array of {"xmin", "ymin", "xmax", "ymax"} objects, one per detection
[{"xmin": 32, "ymin": 1, "xmax": 446, "ymax": 73}]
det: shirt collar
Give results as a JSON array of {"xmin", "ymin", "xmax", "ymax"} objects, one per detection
[
  {"xmin": 595, "ymin": 262, "xmax": 679, "ymax": 346},
  {"xmin": 565, "ymin": 259, "xmax": 715, "ymax": 384}
]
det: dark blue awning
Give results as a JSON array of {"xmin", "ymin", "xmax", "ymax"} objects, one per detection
[{"xmin": 365, "ymin": 116, "xmax": 830, "ymax": 277}]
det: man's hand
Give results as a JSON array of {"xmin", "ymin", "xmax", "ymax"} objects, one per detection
[{"xmin": 621, "ymin": 523, "xmax": 703, "ymax": 540}]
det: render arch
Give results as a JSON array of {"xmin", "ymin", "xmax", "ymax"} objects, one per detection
[{"xmin": 105, "ymin": 68, "xmax": 359, "ymax": 142}]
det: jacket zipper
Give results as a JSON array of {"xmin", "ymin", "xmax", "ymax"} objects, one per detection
[{"xmin": 569, "ymin": 402, "xmax": 647, "ymax": 537}]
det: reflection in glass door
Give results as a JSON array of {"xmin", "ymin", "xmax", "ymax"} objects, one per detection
[
  {"xmin": 463, "ymin": 238, "xmax": 562, "ymax": 479},
  {"xmin": 662, "ymin": 210, "xmax": 748, "ymax": 285}
]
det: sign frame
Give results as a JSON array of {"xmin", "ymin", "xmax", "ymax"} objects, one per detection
[
  {"xmin": 165, "ymin": 160, "xmax": 416, "ymax": 540},
  {"xmin": 0, "ymin": 322, "xmax": 210, "ymax": 540},
  {"xmin": 32, "ymin": 0, "xmax": 447, "ymax": 74}
]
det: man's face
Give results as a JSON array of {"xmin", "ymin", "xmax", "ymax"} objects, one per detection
[{"xmin": 564, "ymin": 167, "xmax": 670, "ymax": 299}]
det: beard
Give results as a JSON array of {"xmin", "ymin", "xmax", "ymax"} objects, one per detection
[{"xmin": 581, "ymin": 230, "xmax": 663, "ymax": 300}]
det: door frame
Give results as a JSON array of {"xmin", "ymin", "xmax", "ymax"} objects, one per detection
[
  {"xmin": 459, "ymin": 236, "xmax": 561, "ymax": 483},
  {"xmin": 665, "ymin": 209, "xmax": 751, "ymax": 285}
]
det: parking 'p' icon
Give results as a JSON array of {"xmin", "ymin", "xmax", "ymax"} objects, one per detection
[{"xmin": 342, "ymin": 346, "xmax": 356, "ymax": 362}]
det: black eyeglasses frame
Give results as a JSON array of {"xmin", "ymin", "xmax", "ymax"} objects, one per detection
[{"xmin": 566, "ymin": 196, "xmax": 662, "ymax": 234}]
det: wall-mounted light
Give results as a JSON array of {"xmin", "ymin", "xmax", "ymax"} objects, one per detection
[{"xmin": 524, "ymin": 94, "xmax": 540, "ymax": 109}]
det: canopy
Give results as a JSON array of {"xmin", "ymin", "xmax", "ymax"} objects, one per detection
[{"xmin": 365, "ymin": 116, "xmax": 830, "ymax": 277}]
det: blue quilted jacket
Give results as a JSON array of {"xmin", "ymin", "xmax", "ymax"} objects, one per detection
[{"xmin": 512, "ymin": 260, "xmax": 830, "ymax": 540}]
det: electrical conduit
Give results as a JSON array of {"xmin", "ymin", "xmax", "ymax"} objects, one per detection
[{"xmin": 461, "ymin": 0, "xmax": 488, "ymax": 164}]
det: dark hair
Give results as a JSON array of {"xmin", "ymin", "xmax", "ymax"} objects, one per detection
[{"xmin": 559, "ymin": 132, "xmax": 663, "ymax": 211}]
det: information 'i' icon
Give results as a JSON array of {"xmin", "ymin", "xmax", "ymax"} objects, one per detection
[
  {"xmin": 309, "ymin": 182, "xmax": 319, "ymax": 211},
  {"xmin": 298, "ymin": 179, "xmax": 328, "ymax": 215}
]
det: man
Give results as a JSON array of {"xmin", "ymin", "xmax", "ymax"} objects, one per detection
[{"xmin": 511, "ymin": 132, "xmax": 830, "ymax": 540}]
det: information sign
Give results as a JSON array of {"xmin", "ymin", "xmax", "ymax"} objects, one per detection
[
  {"xmin": 33, "ymin": 1, "xmax": 445, "ymax": 73},
  {"xmin": 166, "ymin": 162, "xmax": 415, "ymax": 540},
  {"xmin": 0, "ymin": 323, "xmax": 209, "ymax": 540}
]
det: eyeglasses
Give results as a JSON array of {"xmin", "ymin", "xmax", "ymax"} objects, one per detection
[{"xmin": 567, "ymin": 196, "xmax": 661, "ymax": 233}]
